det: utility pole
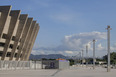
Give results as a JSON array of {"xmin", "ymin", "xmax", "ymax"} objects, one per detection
[
  {"xmin": 106, "ymin": 25, "xmax": 112, "ymax": 72},
  {"xmin": 86, "ymin": 45, "xmax": 88, "ymax": 68},
  {"xmin": 93, "ymin": 39, "xmax": 95, "ymax": 69}
]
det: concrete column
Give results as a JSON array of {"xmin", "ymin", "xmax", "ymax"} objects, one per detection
[
  {"xmin": 107, "ymin": 25, "xmax": 112, "ymax": 72},
  {"xmin": 93, "ymin": 39, "xmax": 95, "ymax": 69},
  {"xmin": 1, "ymin": 10, "xmax": 20, "ymax": 60},
  {"xmin": 0, "ymin": 6, "xmax": 11, "ymax": 38},
  {"xmin": 82, "ymin": 50, "xmax": 84, "ymax": 67},
  {"xmin": 16, "ymin": 21, "xmax": 36, "ymax": 61},
  {"xmin": 21, "ymin": 22, "xmax": 37, "ymax": 60},
  {"xmin": 79, "ymin": 52, "xmax": 81, "ymax": 63},
  {"xmin": 25, "ymin": 24, "xmax": 40, "ymax": 60},
  {"xmin": 23, "ymin": 24, "xmax": 38, "ymax": 60},
  {"xmin": 15, "ymin": 18, "xmax": 33, "ymax": 61},
  {"xmin": 86, "ymin": 45, "xmax": 88, "ymax": 67},
  {"xmin": 9, "ymin": 14, "xmax": 28, "ymax": 60}
]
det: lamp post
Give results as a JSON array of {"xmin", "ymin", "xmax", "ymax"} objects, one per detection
[
  {"xmin": 93, "ymin": 39, "xmax": 95, "ymax": 69},
  {"xmin": 106, "ymin": 25, "xmax": 112, "ymax": 72},
  {"xmin": 86, "ymin": 45, "xmax": 88, "ymax": 68},
  {"xmin": 82, "ymin": 50, "xmax": 84, "ymax": 67},
  {"xmin": 79, "ymin": 52, "xmax": 81, "ymax": 64}
]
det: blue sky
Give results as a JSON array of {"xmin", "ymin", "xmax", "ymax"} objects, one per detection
[{"xmin": 0, "ymin": 0, "xmax": 116, "ymax": 57}]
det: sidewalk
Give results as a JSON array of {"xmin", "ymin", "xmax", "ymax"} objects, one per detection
[{"xmin": 0, "ymin": 66, "xmax": 116, "ymax": 77}]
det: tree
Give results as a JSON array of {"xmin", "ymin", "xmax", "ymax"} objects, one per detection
[
  {"xmin": 103, "ymin": 52, "xmax": 116, "ymax": 64},
  {"xmin": 68, "ymin": 59, "xmax": 74, "ymax": 66},
  {"xmin": 110, "ymin": 52, "xmax": 116, "ymax": 64}
]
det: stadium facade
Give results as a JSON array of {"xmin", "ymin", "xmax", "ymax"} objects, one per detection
[{"xmin": 0, "ymin": 6, "xmax": 40, "ymax": 61}]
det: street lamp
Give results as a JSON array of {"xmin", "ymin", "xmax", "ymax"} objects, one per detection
[
  {"xmin": 106, "ymin": 25, "xmax": 112, "ymax": 72},
  {"xmin": 79, "ymin": 52, "xmax": 81, "ymax": 64},
  {"xmin": 93, "ymin": 39, "xmax": 96, "ymax": 69},
  {"xmin": 86, "ymin": 45, "xmax": 88, "ymax": 68},
  {"xmin": 82, "ymin": 50, "xmax": 84, "ymax": 67}
]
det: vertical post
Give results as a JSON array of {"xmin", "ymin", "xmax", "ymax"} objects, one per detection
[
  {"xmin": 35, "ymin": 60, "xmax": 36, "ymax": 70},
  {"xmin": 93, "ymin": 39, "xmax": 95, "ymax": 69},
  {"xmin": 79, "ymin": 52, "xmax": 81, "ymax": 64},
  {"xmin": 74, "ymin": 58, "xmax": 76, "ymax": 65},
  {"xmin": 86, "ymin": 45, "xmax": 88, "ymax": 68},
  {"xmin": 41, "ymin": 59, "xmax": 43, "ymax": 69},
  {"xmin": 82, "ymin": 50, "xmax": 84, "ymax": 67},
  {"xmin": 106, "ymin": 25, "xmax": 112, "ymax": 72}
]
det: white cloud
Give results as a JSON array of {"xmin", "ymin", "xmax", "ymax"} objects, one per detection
[
  {"xmin": 58, "ymin": 51, "xmax": 64, "ymax": 54},
  {"xmin": 61, "ymin": 31, "xmax": 107, "ymax": 51},
  {"xmin": 97, "ymin": 43, "xmax": 105, "ymax": 51},
  {"xmin": 31, "ymin": 50, "xmax": 45, "ymax": 55},
  {"xmin": 65, "ymin": 51, "xmax": 73, "ymax": 54},
  {"xmin": 32, "ymin": 31, "xmax": 116, "ymax": 57}
]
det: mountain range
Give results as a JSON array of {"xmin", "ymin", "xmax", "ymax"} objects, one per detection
[{"xmin": 29, "ymin": 54, "xmax": 69, "ymax": 60}]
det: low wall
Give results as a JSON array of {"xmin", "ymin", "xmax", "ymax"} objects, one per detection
[
  {"xmin": 42, "ymin": 60, "xmax": 70, "ymax": 69},
  {"xmin": 59, "ymin": 60, "xmax": 70, "ymax": 69},
  {"xmin": 0, "ymin": 60, "xmax": 42, "ymax": 70},
  {"xmin": 0, "ymin": 60, "xmax": 70, "ymax": 70}
]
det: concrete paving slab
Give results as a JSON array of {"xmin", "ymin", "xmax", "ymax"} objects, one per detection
[{"xmin": 0, "ymin": 66, "xmax": 116, "ymax": 77}]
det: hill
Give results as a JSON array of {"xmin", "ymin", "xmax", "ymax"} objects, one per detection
[{"xmin": 29, "ymin": 54, "xmax": 69, "ymax": 60}]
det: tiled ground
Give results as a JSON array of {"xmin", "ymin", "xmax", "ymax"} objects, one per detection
[{"xmin": 0, "ymin": 66, "xmax": 116, "ymax": 77}]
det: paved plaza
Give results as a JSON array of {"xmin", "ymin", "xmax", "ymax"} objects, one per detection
[{"xmin": 0, "ymin": 66, "xmax": 116, "ymax": 77}]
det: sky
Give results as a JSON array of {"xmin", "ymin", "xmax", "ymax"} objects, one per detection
[{"xmin": 0, "ymin": 0, "xmax": 116, "ymax": 57}]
